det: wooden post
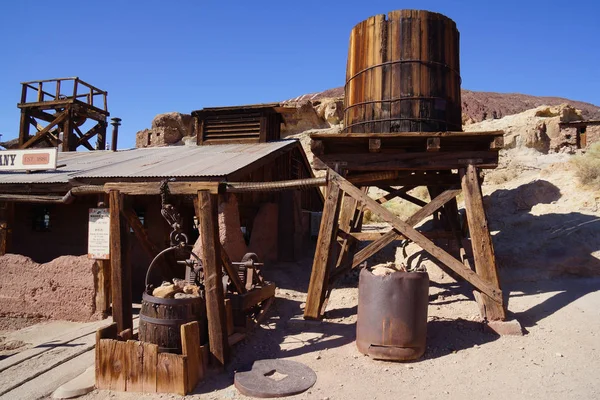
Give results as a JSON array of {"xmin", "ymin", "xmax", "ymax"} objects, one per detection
[
  {"xmin": 18, "ymin": 110, "xmax": 30, "ymax": 147},
  {"xmin": 109, "ymin": 190, "xmax": 132, "ymax": 332},
  {"xmin": 0, "ymin": 202, "xmax": 14, "ymax": 255},
  {"xmin": 460, "ymin": 165, "xmax": 506, "ymax": 321},
  {"xmin": 304, "ymin": 179, "xmax": 342, "ymax": 319},
  {"xmin": 196, "ymin": 191, "xmax": 229, "ymax": 367},
  {"xmin": 95, "ymin": 195, "xmax": 111, "ymax": 316},
  {"xmin": 62, "ymin": 106, "xmax": 73, "ymax": 152}
]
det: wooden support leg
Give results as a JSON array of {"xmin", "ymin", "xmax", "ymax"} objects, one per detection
[
  {"xmin": 460, "ymin": 165, "xmax": 506, "ymax": 321},
  {"xmin": 196, "ymin": 191, "xmax": 229, "ymax": 367},
  {"xmin": 109, "ymin": 190, "xmax": 132, "ymax": 332},
  {"xmin": 331, "ymin": 170, "xmax": 502, "ymax": 304},
  {"xmin": 18, "ymin": 110, "xmax": 30, "ymax": 147},
  {"xmin": 304, "ymin": 179, "xmax": 342, "ymax": 320}
]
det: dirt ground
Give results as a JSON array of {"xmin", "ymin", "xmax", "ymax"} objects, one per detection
[{"xmin": 67, "ymin": 246, "xmax": 600, "ymax": 400}]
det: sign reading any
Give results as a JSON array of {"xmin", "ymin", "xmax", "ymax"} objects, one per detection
[
  {"xmin": 88, "ymin": 208, "xmax": 110, "ymax": 260},
  {"xmin": 0, "ymin": 148, "xmax": 58, "ymax": 171}
]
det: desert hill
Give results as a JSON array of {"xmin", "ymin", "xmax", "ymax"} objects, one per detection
[{"xmin": 284, "ymin": 87, "xmax": 600, "ymax": 124}]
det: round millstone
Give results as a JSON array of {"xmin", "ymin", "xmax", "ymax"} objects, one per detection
[{"xmin": 234, "ymin": 359, "xmax": 317, "ymax": 398}]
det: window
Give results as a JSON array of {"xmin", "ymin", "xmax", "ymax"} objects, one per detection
[{"xmin": 32, "ymin": 206, "xmax": 51, "ymax": 232}]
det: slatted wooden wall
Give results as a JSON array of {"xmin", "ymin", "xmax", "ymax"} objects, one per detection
[{"xmin": 344, "ymin": 10, "xmax": 462, "ymax": 134}]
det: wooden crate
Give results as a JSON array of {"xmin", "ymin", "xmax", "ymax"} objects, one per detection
[{"xmin": 95, "ymin": 322, "xmax": 206, "ymax": 395}]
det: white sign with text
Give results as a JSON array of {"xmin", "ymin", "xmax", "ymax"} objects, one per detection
[{"xmin": 88, "ymin": 208, "xmax": 110, "ymax": 260}]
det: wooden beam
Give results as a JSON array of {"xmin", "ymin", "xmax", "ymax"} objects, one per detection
[
  {"xmin": 304, "ymin": 179, "xmax": 342, "ymax": 320},
  {"xmin": 310, "ymin": 131, "xmax": 505, "ymax": 139},
  {"xmin": 220, "ymin": 244, "xmax": 247, "ymax": 294},
  {"xmin": 316, "ymin": 151, "xmax": 499, "ymax": 171},
  {"xmin": 195, "ymin": 191, "xmax": 229, "ymax": 367},
  {"xmin": 18, "ymin": 110, "xmax": 31, "ymax": 147},
  {"xmin": 20, "ymin": 109, "xmax": 68, "ymax": 149},
  {"xmin": 460, "ymin": 165, "xmax": 506, "ymax": 320},
  {"xmin": 105, "ymin": 182, "xmax": 222, "ymax": 195},
  {"xmin": 121, "ymin": 205, "xmax": 159, "ymax": 259},
  {"xmin": 62, "ymin": 107, "xmax": 73, "ymax": 152},
  {"xmin": 76, "ymin": 122, "xmax": 103, "ymax": 147},
  {"xmin": 109, "ymin": 190, "xmax": 133, "ymax": 332},
  {"xmin": 376, "ymin": 186, "xmax": 415, "ymax": 204},
  {"xmin": 74, "ymin": 125, "xmax": 94, "ymax": 151},
  {"xmin": 330, "ymin": 171, "xmax": 503, "ymax": 304},
  {"xmin": 331, "ymin": 188, "xmax": 461, "ymax": 282},
  {"xmin": 338, "ymin": 229, "xmax": 455, "ymax": 242}
]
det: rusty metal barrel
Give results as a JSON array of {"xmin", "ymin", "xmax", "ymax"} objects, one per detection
[
  {"xmin": 139, "ymin": 292, "xmax": 207, "ymax": 354},
  {"xmin": 356, "ymin": 268, "xmax": 429, "ymax": 360},
  {"xmin": 343, "ymin": 10, "xmax": 462, "ymax": 133}
]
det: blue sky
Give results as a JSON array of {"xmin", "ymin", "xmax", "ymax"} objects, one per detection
[{"xmin": 1, "ymin": 0, "xmax": 598, "ymax": 148}]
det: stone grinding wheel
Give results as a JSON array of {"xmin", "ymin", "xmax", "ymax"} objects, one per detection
[{"xmin": 234, "ymin": 359, "xmax": 317, "ymax": 398}]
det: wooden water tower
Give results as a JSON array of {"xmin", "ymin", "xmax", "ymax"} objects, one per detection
[
  {"xmin": 17, "ymin": 77, "xmax": 109, "ymax": 151},
  {"xmin": 305, "ymin": 10, "xmax": 507, "ymax": 323}
]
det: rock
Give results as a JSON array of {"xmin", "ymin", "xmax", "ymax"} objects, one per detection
[
  {"xmin": 485, "ymin": 319, "xmax": 524, "ymax": 336},
  {"xmin": 152, "ymin": 284, "xmax": 181, "ymax": 298},
  {"xmin": 174, "ymin": 293, "xmax": 196, "ymax": 299},
  {"xmin": 371, "ymin": 267, "xmax": 397, "ymax": 276},
  {"xmin": 280, "ymin": 101, "xmax": 331, "ymax": 136},
  {"xmin": 135, "ymin": 112, "xmax": 195, "ymax": 148},
  {"xmin": 183, "ymin": 284, "xmax": 201, "ymax": 297},
  {"xmin": 52, "ymin": 366, "xmax": 95, "ymax": 399}
]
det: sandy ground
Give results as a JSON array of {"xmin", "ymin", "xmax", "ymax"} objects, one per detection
[{"xmin": 64, "ymin": 248, "xmax": 600, "ymax": 400}]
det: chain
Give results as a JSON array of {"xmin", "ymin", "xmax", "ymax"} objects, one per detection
[{"xmin": 159, "ymin": 180, "xmax": 188, "ymax": 247}]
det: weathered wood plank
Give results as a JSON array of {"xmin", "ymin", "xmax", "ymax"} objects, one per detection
[
  {"xmin": 156, "ymin": 353, "xmax": 187, "ymax": 395},
  {"xmin": 109, "ymin": 190, "xmax": 132, "ymax": 333},
  {"xmin": 195, "ymin": 191, "xmax": 229, "ymax": 367},
  {"xmin": 316, "ymin": 151, "xmax": 499, "ymax": 171},
  {"xmin": 220, "ymin": 244, "xmax": 246, "ymax": 294},
  {"xmin": 97, "ymin": 339, "xmax": 127, "ymax": 392},
  {"xmin": 304, "ymin": 179, "xmax": 342, "ymax": 319},
  {"xmin": 331, "ymin": 171, "xmax": 502, "ymax": 303},
  {"xmin": 181, "ymin": 321, "xmax": 204, "ymax": 393},
  {"xmin": 141, "ymin": 342, "xmax": 158, "ymax": 393},
  {"xmin": 125, "ymin": 340, "xmax": 143, "ymax": 392},
  {"xmin": 460, "ymin": 165, "xmax": 506, "ymax": 320}
]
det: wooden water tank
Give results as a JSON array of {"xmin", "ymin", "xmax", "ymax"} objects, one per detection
[{"xmin": 343, "ymin": 10, "xmax": 462, "ymax": 133}]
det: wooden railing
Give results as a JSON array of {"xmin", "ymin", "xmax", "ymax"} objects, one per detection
[{"xmin": 20, "ymin": 77, "xmax": 108, "ymax": 111}]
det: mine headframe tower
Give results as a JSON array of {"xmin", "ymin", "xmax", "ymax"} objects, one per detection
[{"xmin": 17, "ymin": 77, "xmax": 109, "ymax": 151}]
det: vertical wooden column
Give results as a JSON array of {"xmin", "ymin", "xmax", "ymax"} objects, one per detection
[
  {"xmin": 196, "ymin": 190, "xmax": 229, "ymax": 367},
  {"xmin": 95, "ymin": 195, "xmax": 111, "ymax": 316},
  {"xmin": 460, "ymin": 165, "xmax": 505, "ymax": 321},
  {"xmin": 0, "ymin": 202, "xmax": 14, "ymax": 255},
  {"xmin": 62, "ymin": 106, "xmax": 73, "ymax": 152},
  {"xmin": 109, "ymin": 190, "xmax": 132, "ymax": 332},
  {"xmin": 18, "ymin": 110, "xmax": 30, "ymax": 147},
  {"xmin": 304, "ymin": 179, "xmax": 342, "ymax": 320}
]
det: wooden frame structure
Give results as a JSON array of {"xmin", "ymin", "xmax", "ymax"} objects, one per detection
[
  {"xmin": 305, "ymin": 130, "xmax": 507, "ymax": 322},
  {"xmin": 18, "ymin": 77, "xmax": 109, "ymax": 151}
]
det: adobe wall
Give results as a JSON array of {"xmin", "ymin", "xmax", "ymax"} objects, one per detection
[
  {"xmin": 0, "ymin": 254, "xmax": 101, "ymax": 321},
  {"xmin": 11, "ymin": 197, "xmax": 97, "ymax": 263}
]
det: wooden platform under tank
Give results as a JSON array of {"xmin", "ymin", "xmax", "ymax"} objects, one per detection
[{"xmin": 310, "ymin": 131, "xmax": 504, "ymax": 171}]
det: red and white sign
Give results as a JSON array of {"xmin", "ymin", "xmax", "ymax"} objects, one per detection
[{"xmin": 0, "ymin": 148, "xmax": 58, "ymax": 171}]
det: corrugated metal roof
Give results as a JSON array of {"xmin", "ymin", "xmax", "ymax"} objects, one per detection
[{"xmin": 0, "ymin": 140, "xmax": 296, "ymax": 184}]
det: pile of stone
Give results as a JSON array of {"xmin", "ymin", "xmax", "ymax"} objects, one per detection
[{"xmin": 152, "ymin": 278, "xmax": 202, "ymax": 299}]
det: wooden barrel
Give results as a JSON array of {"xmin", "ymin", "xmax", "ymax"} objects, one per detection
[
  {"xmin": 343, "ymin": 10, "xmax": 462, "ymax": 133},
  {"xmin": 138, "ymin": 292, "xmax": 208, "ymax": 354}
]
